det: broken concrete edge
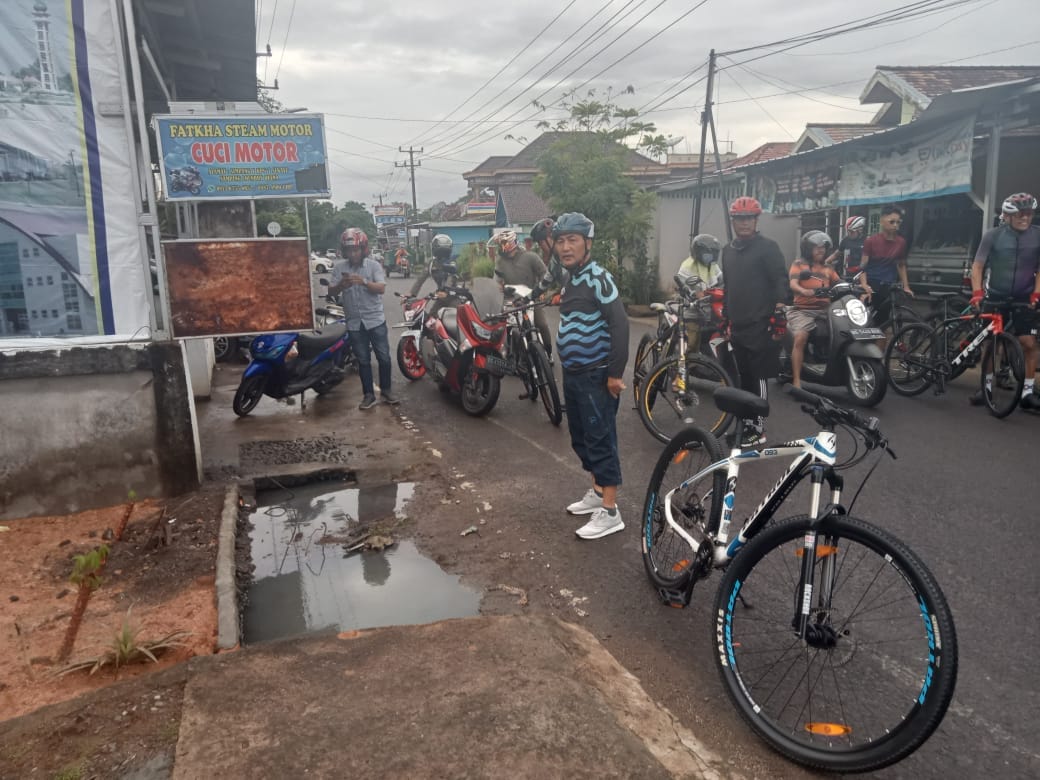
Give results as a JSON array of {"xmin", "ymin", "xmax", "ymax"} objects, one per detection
[{"xmin": 215, "ymin": 484, "xmax": 239, "ymax": 651}]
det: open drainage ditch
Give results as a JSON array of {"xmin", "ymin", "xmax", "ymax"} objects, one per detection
[{"xmin": 242, "ymin": 478, "xmax": 481, "ymax": 644}]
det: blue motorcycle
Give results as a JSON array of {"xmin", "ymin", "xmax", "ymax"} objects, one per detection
[{"xmin": 232, "ymin": 320, "xmax": 352, "ymax": 417}]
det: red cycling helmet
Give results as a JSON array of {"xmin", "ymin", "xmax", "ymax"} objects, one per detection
[
  {"xmin": 729, "ymin": 196, "xmax": 763, "ymax": 217},
  {"xmin": 340, "ymin": 228, "xmax": 369, "ymax": 253},
  {"xmin": 845, "ymin": 216, "xmax": 866, "ymax": 232}
]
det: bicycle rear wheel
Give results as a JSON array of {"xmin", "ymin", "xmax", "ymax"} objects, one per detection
[
  {"xmin": 641, "ymin": 425, "xmax": 724, "ymax": 590},
  {"xmin": 884, "ymin": 323, "xmax": 936, "ymax": 396},
  {"xmin": 981, "ymin": 331, "xmax": 1025, "ymax": 418},
  {"xmin": 638, "ymin": 353, "xmax": 733, "ymax": 444},
  {"xmin": 633, "ymin": 332, "xmax": 662, "ymax": 407},
  {"xmin": 714, "ymin": 514, "xmax": 957, "ymax": 773}
]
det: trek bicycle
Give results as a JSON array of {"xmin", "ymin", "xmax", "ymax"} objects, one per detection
[
  {"xmin": 884, "ymin": 298, "xmax": 1028, "ymax": 418},
  {"xmin": 641, "ymin": 386, "xmax": 957, "ymax": 772}
]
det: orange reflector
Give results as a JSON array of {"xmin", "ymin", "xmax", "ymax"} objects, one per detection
[
  {"xmin": 672, "ymin": 450, "xmax": 689, "ymax": 464},
  {"xmin": 805, "ymin": 722, "xmax": 851, "ymax": 736},
  {"xmin": 796, "ymin": 545, "xmax": 838, "ymax": 558},
  {"xmin": 671, "ymin": 559, "xmax": 691, "ymax": 572}
]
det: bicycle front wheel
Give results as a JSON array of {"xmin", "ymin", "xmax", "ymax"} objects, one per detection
[
  {"xmin": 632, "ymin": 332, "xmax": 661, "ymax": 407},
  {"xmin": 981, "ymin": 331, "xmax": 1025, "ymax": 418},
  {"xmin": 641, "ymin": 425, "xmax": 724, "ymax": 590},
  {"xmin": 638, "ymin": 354, "xmax": 733, "ymax": 444},
  {"xmin": 529, "ymin": 342, "xmax": 562, "ymax": 426},
  {"xmin": 714, "ymin": 514, "xmax": 957, "ymax": 773},
  {"xmin": 884, "ymin": 323, "xmax": 936, "ymax": 396}
]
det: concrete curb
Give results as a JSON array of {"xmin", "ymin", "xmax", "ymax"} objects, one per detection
[{"xmin": 215, "ymin": 484, "xmax": 240, "ymax": 650}]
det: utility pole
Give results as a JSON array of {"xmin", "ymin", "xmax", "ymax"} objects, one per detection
[
  {"xmin": 372, "ymin": 193, "xmax": 385, "ymax": 207},
  {"xmin": 396, "ymin": 147, "xmax": 422, "ymax": 256},
  {"xmin": 691, "ymin": 50, "xmax": 716, "ymax": 241}
]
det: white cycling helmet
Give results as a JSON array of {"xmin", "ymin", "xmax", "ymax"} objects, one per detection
[
  {"xmin": 487, "ymin": 230, "xmax": 519, "ymax": 253},
  {"xmin": 1002, "ymin": 192, "xmax": 1037, "ymax": 215},
  {"xmin": 844, "ymin": 216, "xmax": 866, "ymax": 232}
]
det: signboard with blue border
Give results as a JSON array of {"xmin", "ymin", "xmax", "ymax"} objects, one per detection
[{"xmin": 153, "ymin": 114, "xmax": 330, "ymax": 200}]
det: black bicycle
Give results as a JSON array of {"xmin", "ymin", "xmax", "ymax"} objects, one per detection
[{"xmin": 499, "ymin": 285, "xmax": 562, "ymax": 426}]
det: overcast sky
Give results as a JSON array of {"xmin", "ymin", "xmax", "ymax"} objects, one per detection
[{"xmin": 256, "ymin": 0, "xmax": 1037, "ymax": 211}]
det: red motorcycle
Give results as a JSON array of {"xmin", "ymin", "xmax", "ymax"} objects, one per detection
[
  {"xmin": 414, "ymin": 286, "xmax": 509, "ymax": 416},
  {"xmin": 394, "ymin": 291, "xmax": 427, "ymax": 380}
]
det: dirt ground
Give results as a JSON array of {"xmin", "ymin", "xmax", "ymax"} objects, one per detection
[{"xmin": 0, "ymin": 484, "xmax": 225, "ymax": 779}]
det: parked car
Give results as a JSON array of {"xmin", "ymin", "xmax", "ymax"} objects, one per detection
[{"xmin": 311, "ymin": 253, "xmax": 333, "ymax": 274}]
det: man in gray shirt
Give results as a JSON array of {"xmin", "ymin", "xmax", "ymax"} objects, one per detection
[
  {"xmin": 490, "ymin": 229, "xmax": 553, "ymax": 358},
  {"xmin": 329, "ymin": 228, "xmax": 398, "ymax": 409}
]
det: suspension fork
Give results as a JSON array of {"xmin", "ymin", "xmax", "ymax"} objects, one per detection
[{"xmin": 793, "ymin": 464, "xmax": 844, "ymax": 639}]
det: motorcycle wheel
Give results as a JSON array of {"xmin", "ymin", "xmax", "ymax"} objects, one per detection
[
  {"xmin": 396, "ymin": 336, "xmax": 426, "ymax": 380},
  {"xmin": 460, "ymin": 370, "xmax": 501, "ymax": 416},
  {"xmin": 846, "ymin": 357, "xmax": 888, "ymax": 407},
  {"xmin": 233, "ymin": 374, "xmax": 267, "ymax": 417}
]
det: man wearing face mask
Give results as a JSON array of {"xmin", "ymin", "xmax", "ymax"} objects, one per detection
[{"xmin": 719, "ymin": 197, "xmax": 789, "ymax": 448}]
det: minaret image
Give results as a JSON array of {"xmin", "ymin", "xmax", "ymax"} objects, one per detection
[{"xmin": 33, "ymin": 1, "xmax": 56, "ymax": 92}]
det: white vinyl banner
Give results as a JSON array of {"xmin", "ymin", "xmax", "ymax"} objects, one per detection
[
  {"xmin": 0, "ymin": 1, "xmax": 148, "ymax": 339},
  {"xmin": 838, "ymin": 116, "xmax": 975, "ymax": 206}
]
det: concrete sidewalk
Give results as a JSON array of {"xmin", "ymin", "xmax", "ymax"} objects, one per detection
[{"xmin": 171, "ymin": 615, "xmax": 727, "ymax": 779}]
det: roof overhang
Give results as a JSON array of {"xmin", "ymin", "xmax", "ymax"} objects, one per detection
[{"xmin": 859, "ymin": 69, "xmax": 932, "ymax": 109}]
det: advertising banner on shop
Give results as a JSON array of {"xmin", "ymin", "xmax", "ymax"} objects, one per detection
[
  {"xmin": 154, "ymin": 115, "xmax": 331, "ymax": 200},
  {"xmin": 838, "ymin": 116, "xmax": 975, "ymax": 206},
  {"xmin": 752, "ymin": 157, "xmax": 842, "ymax": 215},
  {"xmin": 0, "ymin": 0, "xmax": 146, "ymax": 338}
]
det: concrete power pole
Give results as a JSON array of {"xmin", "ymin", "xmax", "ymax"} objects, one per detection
[{"xmin": 396, "ymin": 147, "xmax": 422, "ymax": 256}]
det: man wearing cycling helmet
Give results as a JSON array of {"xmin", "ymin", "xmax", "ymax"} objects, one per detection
[
  {"xmin": 720, "ymin": 196, "xmax": 789, "ymax": 447},
  {"xmin": 329, "ymin": 228, "xmax": 398, "ymax": 409},
  {"xmin": 490, "ymin": 229, "xmax": 553, "ymax": 357},
  {"xmin": 968, "ymin": 192, "xmax": 1040, "ymax": 410},
  {"xmin": 788, "ymin": 231, "xmax": 843, "ymax": 389},
  {"xmin": 826, "ymin": 216, "xmax": 866, "ymax": 277},
  {"xmin": 553, "ymin": 213, "xmax": 629, "ymax": 541},
  {"xmin": 530, "ymin": 216, "xmax": 569, "ymax": 296}
]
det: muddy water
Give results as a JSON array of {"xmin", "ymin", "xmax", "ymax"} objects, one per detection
[{"xmin": 243, "ymin": 481, "xmax": 480, "ymax": 644}]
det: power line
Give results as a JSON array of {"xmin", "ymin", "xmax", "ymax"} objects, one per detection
[
  {"xmin": 722, "ymin": 59, "xmax": 875, "ymax": 114},
  {"xmin": 420, "ymin": 0, "xmax": 654, "ymax": 153},
  {"xmin": 720, "ymin": 68, "xmax": 794, "ymax": 139},
  {"xmin": 407, "ymin": 0, "xmax": 581, "ymax": 147},
  {"xmin": 326, "ymin": 125, "xmax": 399, "ymax": 151},
  {"xmin": 432, "ymin": 0, "xmax": 714, "ymax": 159},
  {"xmin": 274, "ymin": 0, "xmax": 297, "ymax": 81}
]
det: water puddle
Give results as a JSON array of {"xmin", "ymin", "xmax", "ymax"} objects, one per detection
[{"xmin": 243, "ymin": 480, "xmax": 481, "ymax": 644}]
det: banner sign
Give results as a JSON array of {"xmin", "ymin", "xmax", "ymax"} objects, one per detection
[
  {"xmin": 838, "ymin": 116, "xmax": 974, "ymax": 206},
  {"xmin": 752, "ymin": 155, "xmax": 842, "ymax": 215},
  {"xmin": 154, "ymin": 115, "xmax": 330, "ymax": 200}
]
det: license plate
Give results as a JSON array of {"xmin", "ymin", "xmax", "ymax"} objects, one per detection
[
  {"xmin": 848, "ymin": 327, "xmax": 884, "ymax": 340},
  {"xmin": 485, "ymin": 355, "xmax": 511, "ymax": 376}
]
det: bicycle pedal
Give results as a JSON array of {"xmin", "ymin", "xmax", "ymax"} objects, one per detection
[{"xmin": 657, "ymin": 586, "xmax": 693, "ymax": 608}]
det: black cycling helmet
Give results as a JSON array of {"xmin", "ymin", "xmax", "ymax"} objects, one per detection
[
  {"xmin": 691, "ymin": 233, "xmax": 721, "ymax": 265},
  {"xmin": 431, "ymin": 233, "xmax": 453, "ymax": 260},
  {"xmin": 530, "ymin": 217, "xmax": 556, "ymax": 244},
  {"xmin": 551, "ymin": 212, "xmax": 594, "ymax": 239},
  {"xmin": 800, "ymin": 229, "xmax": 832, "ymax": 260}
]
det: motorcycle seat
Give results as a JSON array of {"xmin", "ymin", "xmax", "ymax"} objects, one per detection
[{"xmin": 297, "ymin": 323, "xmax": 347, "ymax": 358}]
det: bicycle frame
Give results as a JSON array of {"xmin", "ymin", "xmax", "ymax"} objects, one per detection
[{"xmin": 661, "ymin": 432, "xmax": 840, "ymax": 569}]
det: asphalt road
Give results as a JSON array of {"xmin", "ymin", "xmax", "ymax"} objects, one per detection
[{"xmin": 377, "ymin": 273, "xmax": 1039, "ymax": 778}]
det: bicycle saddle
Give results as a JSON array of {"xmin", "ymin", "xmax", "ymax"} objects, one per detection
[{"xmin": 713, "ymin": 387, "xmax": 770, "ymax": 419}]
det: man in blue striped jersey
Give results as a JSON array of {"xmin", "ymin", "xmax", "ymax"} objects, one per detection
[{"xmin": 553, "ymin": 213, "xmax": 630, "ymax": 540}]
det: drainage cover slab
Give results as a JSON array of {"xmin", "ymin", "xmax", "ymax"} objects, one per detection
[{"xmin": 243, "ymin": 481, "xmax": 480, "ymax": 644}]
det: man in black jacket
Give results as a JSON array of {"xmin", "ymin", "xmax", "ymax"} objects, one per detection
[{"xmin": 720, "ymin": 196, "xmax": 789, "ymax": 447}]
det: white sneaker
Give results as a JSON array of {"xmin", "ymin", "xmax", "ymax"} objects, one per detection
[
  {"xmin": 575, "ymin": 507, "xmax": 624, "ymax": 540},
  {"xmin": 567, "ymin": 488, "xmax": 603, "ymax": 515}
]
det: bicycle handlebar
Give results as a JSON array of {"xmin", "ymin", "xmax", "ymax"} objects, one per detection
[{"xmin": 785, "ymin": 386, "xmax": 894, "ymax": 457}]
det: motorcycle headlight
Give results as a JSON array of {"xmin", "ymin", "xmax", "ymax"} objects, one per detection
[
  {"xmin": 471, "ymin": 323, "xmax": 493, "ymax": 341},
  {"xmin": 846, "ymin": 299, "xmax": 869, "ymax": 326}
]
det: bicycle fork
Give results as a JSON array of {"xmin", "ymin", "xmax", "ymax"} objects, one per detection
[{"xmin": 794, "ymin": 465, "xmax": 846, "ymax": 646}]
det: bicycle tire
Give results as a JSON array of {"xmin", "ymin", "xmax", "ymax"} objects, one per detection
[
  {"xmin": 714, "ymin": 514, "xmax": 957, "ymax": 773},
  {"xmin": 529, "ymin": 341, "xmax": 563, "ymax": 426},
  {"xmin": 638, "ymin": 353, "xmax": 733, "ymax": 444},
  {"xmin": 633, "ymin": 332, "xmax": 661, "ymax": 407},
  {"xmin": 981, "ymin": 331, "xmax": 1025, "ymax": 418},
  {"xmin": 891, "ymin": 304, "xmax": 922, "ymax": 334},
  {"xmin": 884, "ymin": 323, "xmax": 936, "ymax": 396},
  {"xmin": 641, "ymin": 425, "xmax": 724, "ymax": 589}
]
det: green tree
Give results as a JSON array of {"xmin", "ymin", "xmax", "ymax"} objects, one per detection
[{"xmin": 532, "ymin": 89, "xmax": 660, "ymax": 303}]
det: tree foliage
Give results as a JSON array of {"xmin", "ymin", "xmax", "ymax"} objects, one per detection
[
  {"xmin": 253, "ymin": 199, "xmax": 377, "ymax": 251},
  {"xmin": 532, "ymin": 88, "xmax": 661, "ymax": 303}
]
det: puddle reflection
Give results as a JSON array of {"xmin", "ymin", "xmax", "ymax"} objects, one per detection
[{"xmin": 243, "ymin": 481, "xmax": 480, "ymax": 644}]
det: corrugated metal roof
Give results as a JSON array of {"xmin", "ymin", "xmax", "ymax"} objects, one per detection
[{"xmin": 808, "ymin": 124, "xmax": 887, "ymax": 143}]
